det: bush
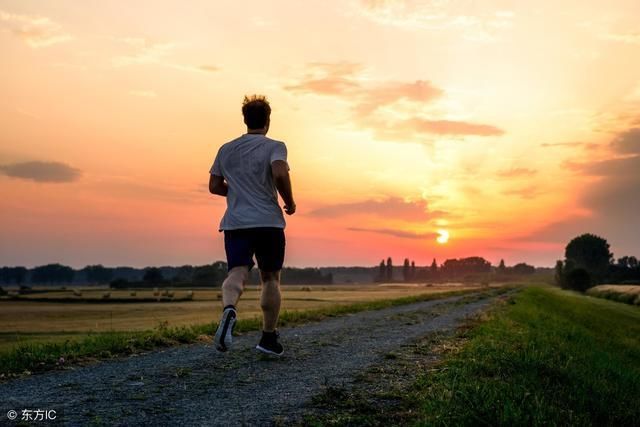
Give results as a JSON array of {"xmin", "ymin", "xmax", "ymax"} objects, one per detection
[{"xmin": 565, "ymin": 268, "xmax": 592, "ymax": 292}]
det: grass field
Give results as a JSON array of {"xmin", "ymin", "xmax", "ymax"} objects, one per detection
[
  {"xmin": 0, "ymin": 283, "xmax": 483, "ymax": 349},
  {"xmin": 0, "ymin": 283, "xmax": 496, "ymax": 377},
  {"xmin": 587, "ymin": 284, "xmax": 640, "ymax": 306},
  {"xmin": 306, "ymin": 285, "xmax": 640, "ymax": 426}
]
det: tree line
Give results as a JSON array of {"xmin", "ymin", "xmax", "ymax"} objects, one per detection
[
  {"xmin": 0, "ymin": 262, "xmax": 333, "ymax": 287},
  {"xmin": 375, "ymin": 257, "xmax": 536, "ymax": 282}
]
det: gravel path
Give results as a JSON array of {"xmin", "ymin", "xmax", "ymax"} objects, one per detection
[{"xmin": 0, "ymin": 291, "xmax": 507, "ymax": 426}]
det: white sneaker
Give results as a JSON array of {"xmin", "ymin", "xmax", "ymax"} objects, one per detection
[{"xmin": 214, "ymin": 307, "xmax": 236, "ymax": 352}]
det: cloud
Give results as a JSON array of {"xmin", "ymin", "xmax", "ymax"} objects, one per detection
[
  {"xmin": 357, "ymin": 0, "xmax": 514, "ymax": 43},
  {"xmin": 527, "ymin": 126, "xmax": 640, "ymax": 256},
  {"xmin": 497, "ymin": 168, "xmax": 537, "ymax": 178},
  {"xmin": 540, "ymin": 141, "xmax": 598, "ymax": 149},
  {"xmin": 600, "ymin": 32, "xmax": 640, "ymax": 45},
  {"xmin": 285, "ymin": 62, "xmax": 503, "ymax": 140},
  {"xmin": 502, "ymin": 186, "xmax": 544, "ymax": 199},
  {"xmin": 308, "ymin": 196, "xmax": 443, "ymax": 222},
  {"xmin": 0, "ymin": 9, "xmax": 72, "ymax": 48},
  {"xmin": 348, "ymin": 227, "xmax": 438, "ymax": 240},
  {"xmin": 112, "ymin": 38, "xmax": 219, "ymax": 74},
  {"xmin": 0, "ymin": 161, "xmax": 81, "ymax": 183}
]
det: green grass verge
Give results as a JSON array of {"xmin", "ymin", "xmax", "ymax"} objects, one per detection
[
  {"xmin": 411, "ymin": 286, "xmax": 640, "ymax": 426},
  {"xmin": 0, "ymin": 287, "xmax": 498, "ymax": 378}
]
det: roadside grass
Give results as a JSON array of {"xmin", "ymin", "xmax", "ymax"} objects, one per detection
[
  {"xmin": 302, "ymin": 286, "xmax": 640, "ymax": 426},
  {"xmin": 0, "ymin": 286, "xmax": 509, "ymax": 378},
  {"xmin": 587, "ymin": 284, "xmax": 640, "ymax": 306}
]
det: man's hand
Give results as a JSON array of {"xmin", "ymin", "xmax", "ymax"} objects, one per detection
[{"xmin": 284, "ymin": 203, "xmax": 296, "ymax": 215}]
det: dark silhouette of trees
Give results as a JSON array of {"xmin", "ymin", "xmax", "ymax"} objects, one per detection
[
  {"xmin": 512, "ymin": 263, "xmax": 535, "ymax": 275},
  {"xmin": 32, "ymin": 264, "xmax": 74, "ymax": 284},
  {"xmin": 565, "ymin": 268, "xmax": 591, "ymax": 292},
  {"xmin": 386, "ymin": 257, "xmax": 393, "ymax": 282},
  {"xmin": 403, "ymin": 258, "xmax": 411, "ymax": 282},
  {"xmin": 565, "ymin": 233, "xmax": 612, "ymax": 283},
  {"xmin": 497, "ymin": 259, "xmax": 506, "ymax": 275},
  {"xmin": 0, "ymin": 267, "xmax": 28, "ymax": 284},
  {"xmin": 192, "ymin": 262, "xmax": 227, "ymax": 287},
  {"xmin": 430, "ymin": 259, "xmax": 438, "ymax": 274},
  {"xmin": 554, "ymin": 260, "xmax": 564, "ymax": 287},
  {"xmin": 143, "ymin": 267, "xmax": 164, "ymax": 284},
  {"xmin": 410, "ymin": 261, "xmax": 416, "ymax": 281},
  {"xmin": 441, "ymin": 257, "xmax": 491, "ymax": 278},
  {"xmin": 82, "ymin": 265, "xmax": 113, "ymax": 284},
  {"xmin": 378, "ymin": 260, "xmax": 386, "ymax": 282}
]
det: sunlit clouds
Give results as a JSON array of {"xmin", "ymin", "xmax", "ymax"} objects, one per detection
[{"xmin": 1, "ymin": 0, "xmax": 640, "ymax": 268}]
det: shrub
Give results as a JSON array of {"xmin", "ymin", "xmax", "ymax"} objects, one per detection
[{"xmin": 565, "ymin": 268, "xmax": 592, "ymax": 292}]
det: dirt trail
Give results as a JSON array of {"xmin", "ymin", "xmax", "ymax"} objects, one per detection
[{"xmin": 0, "ymin": 290, "xmax": 510, "ymax": 426}]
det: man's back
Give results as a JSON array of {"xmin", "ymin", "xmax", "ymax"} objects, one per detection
[{"xmin": 211, "ymin": 133, "xmax": 288, "ymax": 231}]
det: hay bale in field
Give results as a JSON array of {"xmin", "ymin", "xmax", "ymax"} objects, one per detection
[
  {"xmin": 301, "ymin": 286, "xmax": 311, "ymax": 292},
  {"xmin": 186, "ymin": 290, "xmax": 194, "ymax": 300},
  {"xmin": 161, "ymin": 289, "xmax": 169, "ymax": 297},
  {"xmin": 167, "ymin": 291, "xmax": 174, "ymax": 298},
  {"xmin": 130, "ymin": 291, "xmax": 137, "ymax": 297},
  {"xmin": 216, "ymin": 293, "xmax": 222, "ymax": 300},
  {"xmin": 153, "ymin": 287, "xmax": 159, "ymax": 297},
  {"xmin": 102, "ymin": 292, "xmax": 111, "ymax": 299},
  {"xmin": 73, "ymin": 289, "xmax": 82, "ymax": 297}
]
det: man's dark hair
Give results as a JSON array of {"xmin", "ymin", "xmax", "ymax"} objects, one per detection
[{"xmin": 242, "ymin": 95, "xmax": 271, "ymax": 129}]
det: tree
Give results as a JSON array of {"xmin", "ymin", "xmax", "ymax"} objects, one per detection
[
  {"xmin": 497, "ymin": 259, "xmax": 506, "ymax": 275},
  {"xmin": 512, "ymin": 263, "xmax": 535, "ymax": 275},
  {"xmin": 629, "ymin": 256, "xmax": 639, "ymax": 269},
  {"xmin": 32, "ymin": 264, "xmax": 74, "ymax": 284},
  {"xmin": 565, "ymin": 234, "xmax": 612, "ymax": 283},
  {"xmin": 410, "ymin": 261, "xmax": 416, "ymax": 281},
  {"xmin": 378, "ymin": 260, "xmax": 385, "ymax": 282},
  {"xmin": 192, "ymin": 262, "xmax": 227, "ymax": 286},
  {"xmin": 143, "ymin": 267, "xmax": 164, "ymax": 284},
  {"xmin": 403, "ymin": 258, "xmax": 411, "ymax": 282},
  {"xmin": 82, "ymin": 265, "xmax": 113, "ymax": 284},
  {"xmin": 386, "ymin": 257, "xmax": 393, "ymax": 282},
  {"xmin": 554, "ymin": 260, "xmax": 564, "ymax": 287},
  {"xmin": 430, "ymin": 258, "xmax": 438, "ymax": 279}
]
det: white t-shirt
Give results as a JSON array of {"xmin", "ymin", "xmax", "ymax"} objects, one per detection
[{"xmin": 210, "ymin": 133, "xmax": 289, "ymax": 231}]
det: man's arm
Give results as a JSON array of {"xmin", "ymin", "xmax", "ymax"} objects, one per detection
[
  {"xmin": 271, "ymin": 160, "xmax": 296, "ymax": 215},
  {"xmin": 209, "ymin": 174, "xmax": 228, "ymax": 197}
]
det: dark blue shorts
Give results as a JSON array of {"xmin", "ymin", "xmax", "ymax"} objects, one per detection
[{"xmin": 224, "ymin": 227, "xmax": 285, "ymax": 272}]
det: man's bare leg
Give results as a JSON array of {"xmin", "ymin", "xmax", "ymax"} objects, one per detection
[
  {"xmin": 260, "ymin": 270, "xmax": 281, "ymax": 332},
  {"xmin": 222, "ymin": 266, "xmax": 249, "ymax": 308}
]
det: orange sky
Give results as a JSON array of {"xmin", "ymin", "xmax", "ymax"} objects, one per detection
[{"xmin": 1, "ymin": 0, "xmax": 640, "ymax": 268}]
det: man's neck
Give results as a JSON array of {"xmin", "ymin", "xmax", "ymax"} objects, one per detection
[{"xmin": 247, "ymin": 129, "xmax": 267, "ymax": 135}]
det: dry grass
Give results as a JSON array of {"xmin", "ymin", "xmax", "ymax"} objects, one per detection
[
  {"xmin": 0, "ymin": 283, "xmax": 485, "ymax": 349},
  {"xmin": 587, "ymin": 284, "xmax": 640, "ymax": 306}
]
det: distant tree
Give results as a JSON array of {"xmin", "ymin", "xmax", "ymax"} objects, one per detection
[
  {"xmin": 410, "ymin": 261, "xmax": 416, "ymax": 281},
  {"xmin": 617, "ymin": 256, "xmax": 630, "ymax": 268},
  {"xmin": 386, "ymin": 257, "xmax": 393, "ymax": 282},
  {"xmin": 82, "ymin": 265, "xmax": 113, "ymax": 284},
  {"xmin": 441, "ymin": 257, "xmax": 491, "ymax": 278},
  {"xmin": 143, "ymin": 267, "xmax": 164, "ymax": 284},
  {"xmin": 430, "ymin": 258, "xmax": 438, "ymax": 279},
  {"xmin": 565, "ymin": 234, "xmax": 613, "ymax": 283},
  {"xmin": 32, "ymin": 264, "xmax": 74, "ymax": 284},
  {"xmin": 565, "ymin": 268, "xmax": 591, "ymax": 292},
  {"xmin": 403, "ymin": 258, "xmax": 411, "ymax": 282},
  {"xmin": 173, "ymin": 265, "xmax": 194, "ymax": 282},
  {"xmin": 192, "ymin": 262, "xmax": 227, "ymax": 287},
  {"xmin": 554, "ymin": 260, "xmax": 564, "ymax": 287},
  {"xmin": 497, "ymin": 259, "xmax": 506, "ymax": 275},
  {"xmin": 629, "ymin": 256, "xmax": 639, "ymax": 269},
  {"xmin": 378, "ymin": 260, "xmax": 386, "ymax": 282},
  {"xmin": 512, "ymin": 263, "xmax": 535, "ymax": 275},
  {"xmin": 1, "ymin": 267, "xmax": 28, "ymax": 284}
]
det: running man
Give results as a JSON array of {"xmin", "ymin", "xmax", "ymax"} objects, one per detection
[{"xmin": 209, "ymin": 95, "xmax": 295, "ymax": 356}]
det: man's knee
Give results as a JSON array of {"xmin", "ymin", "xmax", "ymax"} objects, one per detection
[
  {"xmin": 260, "ymin": 270, "xmax": 280, "ymax": 285},
  {"xmin": 223, "ymin": 266, "xmax": 248, "ymax": 293}
]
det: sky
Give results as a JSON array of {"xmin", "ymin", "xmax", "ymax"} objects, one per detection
[{"xmin": 1, "ymin": 0, "xmax": 639, "ymax": 269}]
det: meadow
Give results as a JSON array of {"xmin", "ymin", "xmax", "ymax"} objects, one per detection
[
  {"xmin": 586, "ymin": 284, "xmax": 640, "ymax": 306},
  {"xmin": 0, "ymin": 283, "xmax": 484, "ymax": 352}
]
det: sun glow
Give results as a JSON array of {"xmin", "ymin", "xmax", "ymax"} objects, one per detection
[{"xmin": 436, "ymin": 229, "xmax": 450, "ymax": 244}]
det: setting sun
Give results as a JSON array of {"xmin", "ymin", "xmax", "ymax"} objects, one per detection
[{"xmin": 436, "ymin": 230, "xmax": 450, "ymax": 245}]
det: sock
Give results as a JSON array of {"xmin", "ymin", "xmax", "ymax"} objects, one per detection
[{"xmin": 224, "ymin": 304, "xmax": 236, "ymax": 312}]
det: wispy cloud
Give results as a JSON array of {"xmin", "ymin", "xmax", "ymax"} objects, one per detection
[
  {"xmin": 600, "ymin": 32, "xmax": 640, "ymax": 45},
  {"xmin": 112, "ymin": 37, "xmax": 219, "ymax": 74},
  {"xmin": 308, "ymin": 196, "xmax": 446, "ymax": 222},
  {"xmin": 284, "ymin": 62, "xmax": 503, "ymax": 141},
  {"xmin": 357, "ymin": 1, "xmax": 514, "ymax": 43},
  {"xmin": 0, "ymin": 161, "xmax": 81, "ymax": 183},
  {"xmin": 497, "ymin": 168, "xmax": 537, "ymax": 178},
  {"xmin": 348, "ymin": 227, "xmax": 438, "ymax": 240},
  {"xmin": 0, "ymin": 9, "xmax": 72, "ymax": 48}
]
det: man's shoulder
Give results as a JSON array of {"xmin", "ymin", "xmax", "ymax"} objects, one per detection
[{"xmin": 263, "ymin": 136, "xmax": 287, "ymax": 148}]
